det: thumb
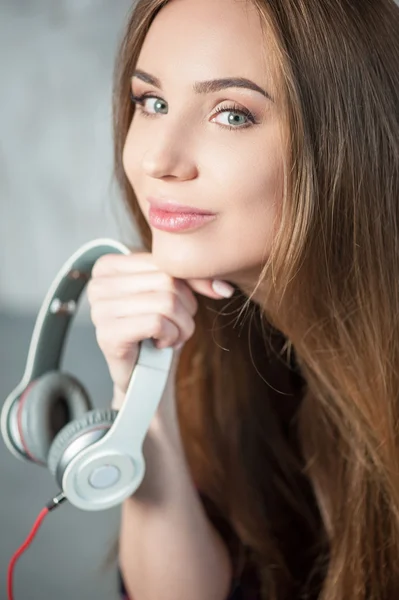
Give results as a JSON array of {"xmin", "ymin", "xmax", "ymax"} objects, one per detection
[{"xmin": 185, "ymin": 278, "xmax": 235, "ymax": 300}]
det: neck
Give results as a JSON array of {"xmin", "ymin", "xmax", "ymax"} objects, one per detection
[{"xmin": 228, "ymin": 268, "xmax": 266, "ymax": 307}]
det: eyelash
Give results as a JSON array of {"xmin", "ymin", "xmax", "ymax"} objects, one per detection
[{"xmin": 130, "ymin": 92, "xmax": 256, "ymax": 130}]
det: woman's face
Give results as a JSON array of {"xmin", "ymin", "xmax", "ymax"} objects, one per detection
[{"xmin": 123, "ymin": 0, "xmax": 285, "ymax": 290}]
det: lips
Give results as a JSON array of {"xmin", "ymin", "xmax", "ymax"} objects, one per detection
[
  {"xmin": 147, "ymin": 197, "xmax": 215, "ymax": 216},
  {"xmin": 146, "ymin": 197, "xmax": 217, "ymax": 232}
]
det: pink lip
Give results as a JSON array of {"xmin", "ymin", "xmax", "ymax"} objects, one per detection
[
  {"xmin": 147, "ymin": 197, "xmax": 217, "ymax": 232},
  {"xmin": 148, "ymin": 207, "xmax": 216, "ymax": 232},
  {"xmin": 147, "ymin": 197, "xmax": 215, "ymax": 215}
]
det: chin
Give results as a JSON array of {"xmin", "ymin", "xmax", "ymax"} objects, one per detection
[
  {"xmin": 151, "ymin": 239, "xmax": 218, "ymax": 280},
  {"xmin": 153, "ymin": 252, "xmax": 213, "ymax": 280}
]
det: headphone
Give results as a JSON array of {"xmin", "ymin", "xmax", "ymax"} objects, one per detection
[{"xmin": 0, "ymin": 239, "xmax": 174, "ymax": 511}]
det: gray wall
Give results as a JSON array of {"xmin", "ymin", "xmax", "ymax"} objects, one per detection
[
  {"xmin": 0, "ymin": 0, "xmax": 139, "ymax": 317},
  {"xmin": 0, "ymin": 2, "xmax": 138, "ymax": 599}
]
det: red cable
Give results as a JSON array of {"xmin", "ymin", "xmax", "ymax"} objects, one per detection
[
  {"xmin": 7, "ymin": 494, "xmax": 66, "ymax": 600},
  {"xmin": 7, "ymin": 506, "xmax": 49, "ymax": 600}
]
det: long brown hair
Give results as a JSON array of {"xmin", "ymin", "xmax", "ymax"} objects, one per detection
[{"xmin": 109, "ymin": 1, "xmax": 399, "ymax": 598}]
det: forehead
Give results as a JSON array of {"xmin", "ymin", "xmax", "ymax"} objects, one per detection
[{"xmin": 137, "ymin": 0, "xmax": 277, "ymax": 94}]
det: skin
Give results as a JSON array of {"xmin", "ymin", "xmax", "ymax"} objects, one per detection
[
  {"xmin": 122, "ymin": 0, "xmax": 285, "ymax": 295},
  {"xmin": 88, "ymin": 0, "xmax": 288, "ymax": 401},
  {"xmin": 106, "ymin": 8, "xmax": 287, "ymax": 592}
]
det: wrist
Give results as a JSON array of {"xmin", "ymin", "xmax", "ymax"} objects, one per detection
[{"xmin": 150, "ymin": 394, "xmax": 183, "ymax": 449}]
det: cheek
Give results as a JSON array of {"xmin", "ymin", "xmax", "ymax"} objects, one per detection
[
  {"xmin": 212, "ymin": 139, "xmax": 285, "ymax": 260},
  {"xmin": 204, "ymin": 117, "xmax": 284, "ymax": 202},
  {"xmin": 212, "ymin": 136, "xmax": 285, "ymax": 221}
]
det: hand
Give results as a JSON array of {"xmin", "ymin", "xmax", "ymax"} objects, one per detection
[{"xmin": 86, "ymin": 251, "xmax": 234, "ymax": 408}]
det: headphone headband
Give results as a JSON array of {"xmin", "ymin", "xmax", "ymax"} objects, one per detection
[{"xmin": 1, "ymin": 239, "xmax": 174, "ymax": 510}]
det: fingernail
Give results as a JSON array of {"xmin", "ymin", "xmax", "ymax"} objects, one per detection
[{"xmin": 211, "ymin": 280, "xmax": 235, "ymax": 298}]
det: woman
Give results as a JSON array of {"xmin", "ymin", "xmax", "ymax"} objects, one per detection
[{"xmin": 87, "ymin": 0, "xmax": 399, "ymax": 598}]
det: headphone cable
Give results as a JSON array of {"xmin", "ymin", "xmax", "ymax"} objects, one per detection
[{"xmin": 7, "ymin": 492, "xmax": 67, "ymax": 600}]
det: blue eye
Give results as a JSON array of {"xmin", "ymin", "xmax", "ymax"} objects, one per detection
[
  {"xmin": 130, "ymin": 93, "xmax": 168, "ymax": 114},
  {"xmin": 211, "ymin": 104, "xmax": 255, "ymax": 129},
  {"xmin": 130, "ymin": 92, "xmax": 256, "ymax": 130}
]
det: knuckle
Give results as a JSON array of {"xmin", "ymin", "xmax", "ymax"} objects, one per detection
[
  {"xmin": 112, "ymin": 344, "xmax": 131, "ymax": 361},
  {"xmin": 175, "ymin": 281, "xmax": 198, "ymax": 315},
  {"xmin": 90, "ymin": 302, "xmax": 105, "ymax": 325},
  {"xmin": 89, "ymin": 305, "xmax": 99, "ymax": 325},
  {"xmin": 187, "ymin": 319, "xmax": 196, "ymax": 338},
  {"xmin": 152, "ymin": 313, "xmax": 166, "ymax": 337},
  {"xmin": 91, "ymin": 255, "xmax": 112, "ymax": 278},
  {"xmin": 158, "ymin": 271, "xmax": 173, "ymax": 287},
  {"xmin": 187, "ymin": 298, "xmax": 198, "ymax": 317},
  {"xmin": 86, "ymin": 280, "xmax": 98, "ymax": 304},
  {"xmin": 163, "ymin": 291, "xmax": 179, "ymax": 315},
  {"xmin": 91, "ymin": 260, "xmax": 102, "ymax": 279},
  {"xmin": 96, "ymin": 326, "xmax": 131, "ymax": 361},
  {"xmin": 94, "ymin": 327, "xmax": 107, "ymax": 350},
  {"xmin": 192, "ymin": 295, "xmax": 199, "ymax": 314}
]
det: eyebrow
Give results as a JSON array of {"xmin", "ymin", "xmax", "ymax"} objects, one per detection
[{"xmin": 132, "ymin": 69, "xmax": 274, "ymax": 102}]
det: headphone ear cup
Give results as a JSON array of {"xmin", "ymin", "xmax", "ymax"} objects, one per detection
[
  {"xmin": 47, "ymin": 408, "xmax": 118, "ymax": 482},
  {"xmin": 17, "ymin": 371, "xmax": 93, "ymax": 465}
]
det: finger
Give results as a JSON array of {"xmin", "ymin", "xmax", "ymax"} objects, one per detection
[
  {"xmin": 90, "ymin": 291, "xmax": 195, "ymax": 346},
  {"xmin": 173, "ymin": 279, "xmax": 199, "ymax": 316},
  {"xmin": 91, "ymin": 255, "xmax": 234, "ymax": 301},
  {"xmin": 91, "ymin": 252, "xmax": 157, "ymax": 278},
  {"xmin": 95, "ymin": 313, "xmax": 181, "ymax": 355},
  {"xmin": 87, "ymin": 271, "xmax": 198, "ymax": 316},
  {"xmin": 185, "ymin": 278, "xmax": 235, "ymax": 300}
]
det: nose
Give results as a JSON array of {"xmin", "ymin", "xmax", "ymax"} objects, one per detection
[{"xmin": 141, "ymin": 130, "xmax": 198, "ymax": 181}]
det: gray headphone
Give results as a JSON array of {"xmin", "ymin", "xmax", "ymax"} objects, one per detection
[{"xmin": 0, "ymin": 239, "xmax": 173, "ymax": 511}]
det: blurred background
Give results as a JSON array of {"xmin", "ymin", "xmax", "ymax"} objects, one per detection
[{"xmin": 0, "ymin": 1, "xmax": 140, "ymax": 598}]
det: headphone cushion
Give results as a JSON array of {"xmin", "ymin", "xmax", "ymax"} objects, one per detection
[
  {"xmin": 47, "ymin": 408, "xmax": 118, "ymax": 477},
  {"xmin": 18, "ymin": 371, "xmax": 93, "ymax": 465}
]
